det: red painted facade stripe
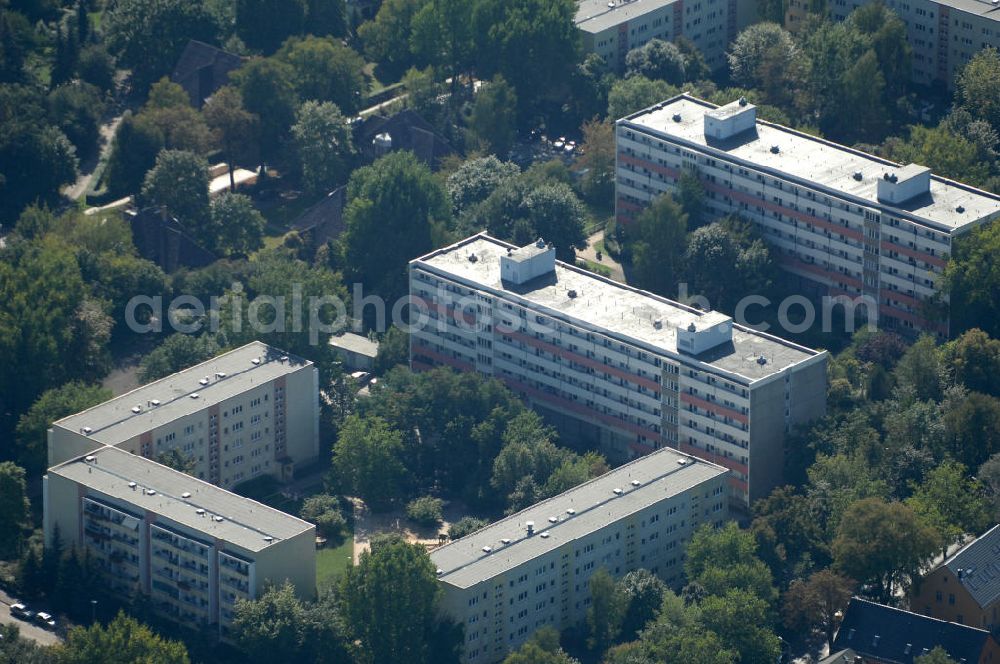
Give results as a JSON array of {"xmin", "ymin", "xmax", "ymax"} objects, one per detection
[
  {"xmin": 678, "ymin": 441, "xmax": 748, "ymax": 474},
  {"xmin": 679, "ymin": 392, "xmax": 749, "ymax": 425},
  {"xmin": 619, "ymin": 151, "xmax": 867, "ymax": 243},
  {"xmin": 503, "ymin": 375, "xmax": 661, "ymax": 441},
  {"xmin": 411, "ymin": 341, "xmax": 474, "ymax": 372},
  {"xmin": 778, "ymin": 255, "xmax": 864, "ymax": 290},
  {"xmin": 507, "ymin": 329, "xmax": 663, "ymax": 393},
  {"xmin": 878, "ymin": 303, "xmax": 947, "ymax": 334},
  {"xmin": 880, "ymin": 239, "xmax": 947, "ymax": 269}
]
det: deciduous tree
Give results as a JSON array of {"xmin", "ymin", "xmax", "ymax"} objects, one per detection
[
  {"xmin": 210, "ymin": 192, "xmax": 266, "ymax": 256},
  {"xmin": 782, "ymin": 570, "xmax": 854, "ymax": 650},
  {"xmin": 339, "ymin": 538, "xmax": 443, "ymax": 664},
  {"xmin": 292, "ymin": 101, "xmax": 354, "ymax": 194},
  {"xmin": 832, "ymin": 497, "xmax": 938, "ymax": 603},
  {"xmin": 55, "ymin": 611, "xmax": 190, "ymax": 664},
  {"xmin": 332, "ymin": 415, "xmax": 409, "ymax": 511}
]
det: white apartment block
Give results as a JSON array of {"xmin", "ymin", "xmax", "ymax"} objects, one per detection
[
  {"xmin": 575, "ymin": 0, "xmax": 744, "ymax": 73},
  {"xmin": 48, "ymin": 342, "xmax": 319, "ymax": 491},
  {"xmin": 44, "ymin": 446, "xmax": 316, "ymax": 635},
  {"xmin": 616, "ymin": 95, "xmax": 1000, "ymax": 336},
  {"xmin": 431, "ymin": 447, "xmax": 728, "ymax": 664},
  {"xmin": 409, "ymin": 235, "xmax": 827, "ymax": 511},
  {"xmin": 785, "ymin": 0, "xmax": 1000, "ymax": 88}
]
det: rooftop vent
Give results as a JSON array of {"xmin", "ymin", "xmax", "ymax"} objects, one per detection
[
  {"xmin": 146, "ymin": 489, "xmax": 156, "ymax": 496},
  {"xmin": 852, "ymin": 172, "xmax": 863, "ymax": 181},
  {"xmin": 214, "ymin": 516, "xmax": 224, "ymax": 522},
  {"xmin": 251, "ymin": 358, "xmax": 261, "ymax": 365},
  {"xmin": 128, "ymin": 481, "xmax": 137, "ymax": 489},
  {"xmin": 566, "ymin": 508, "xmax": 576, "ymax": 515},
  {"xmin": 84, "ymin": 455, "xmax": 96, "ymax": 463},
  {"xmin": 757, "ymin": 356, "xmax": 768, "ymax": 366},
  {"xmin": 653, "ymin": 319, "xmax": 662, "ymax": 330},
  {"xmin": 884, "ymin": 172, "xmax": 898, "ymax": 183},
  {"xmin": 535, "ymin": 237, "xmax": 546, "ymax": 248},
  {"xmin": 677, "ymin": 459, "xmax": 687, "ymax": 466},
  {"xmin": 196, "ymin": 508, "xmax": 205, "ymax": 515},
  {"xmin": 672, "ymin": 113, "xmax": 682, "ymax": 122},
  {"xmin": 482, "ymin": 546, "xmax": 493, "ymax": 554},
  {"xmin": 548, "ymin": 516, "xmax": 558, "ymax": 524},
  {"xmin": 263, "ymin": 536, "xmax": 274, "ymax": 543},
  {"xmin": 687, "ymin": 322, "xmax": 696, "ymax": 332},
  {"xmin": 872, "ymin": 635, "xmax": 880, "ymax": 647},
  {"xmin": 81, "ymin": 427, "xmax": 93, "ymax": 435},
  {"xmin": 199, "ymin": 377, "xmax": 209, "ymax": 386},
  {"xmin": 770, "ymin": 145, "xmax": 780, "ymax": 154},
  {"xmin": 613, "ymin": 488, "xmax": 624, "ymax": 496},
  {"xmin": 738, "ymin": 96, "xmax": 748, "ymax": 107},
  {"xmin": 150, "ymin": 399, "xmax": 160, "ymax": 407},
  {"xmin": 131, "ymin": 405, "xmax": 141, "ymax": 414},
  {"xmin": 436, "ymin": 568, "xmax": 444, "ymax": 575},
  {"xmin": 181, "ymin": 492, "xmax": 191, "ymax": 499},
  {"xmin": 540, "ymin": 532, "xmax": 550, "ymax": 539},
  {"xmin": 568, "ymin": 290, "xmax": 578, "ymax": 299},
  {"xmin": 215, "ymin": 372, "xmax": 226, "ymax": 379},
  {"xmin": 957, "ymin": 205, "xmax": 965, "ymax": 213},
  {"xmin": 468, "ymin": 253, "xmax": 478, "ymax": 263},
  {"xmin": 501, "ymin": 538, "xmax": 511, "ymax": 545},
  {"xmin": 280, "ymin": 356, "xmax": 288, "ymax": 363},
  {"xmin": 526, "ymin": 521, "xmax": 535, "ymax": 536},
  {"xmin": 631, "ymin": 480, "xmax": 641, "ymax": 487}
]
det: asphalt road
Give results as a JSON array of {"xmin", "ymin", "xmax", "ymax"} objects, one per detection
[{"xmin": 0, "ymin": 589, "xmax": 63, "ymax": 647}]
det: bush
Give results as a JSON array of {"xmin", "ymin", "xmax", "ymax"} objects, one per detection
[
  {"xmin": 405, "ymin": 496, "xmax": 443, "ymax": 527},
  {"xmin": 300, "ymin": 494, "xmax": 347, "ymax": 539},
  {"xmin": 448, "ymin": 516, "xmax": 489, "ymax": 540}
]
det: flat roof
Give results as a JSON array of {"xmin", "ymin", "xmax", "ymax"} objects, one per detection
[
  {"xmin": 915, "ymin": 0, "xmax": 1000, "ymax": 18},
  {"xmin": 49, "ymin": 446, "xmax": 312, "ymax": 552},
  {"xmin": 328, "ymin": 332, "xmax": 379, "ymax": 358},
  {"xmin": 621, "ymin": 94, "xmax": 1000, "ymax": 233},
  {"xmin": 55, "ymin": 342, "xmax": 311, "ymax": 446},
  {"xmin": 414, "ymin": 235, "xmax": 823, "ymax": 383},
  {"xmin": 430, "ymin": 447, "xmax": 727, "ymax": 589},
  {"xmin": 576, "ymin": 0, "xmax": 675, "ymax": 33}
]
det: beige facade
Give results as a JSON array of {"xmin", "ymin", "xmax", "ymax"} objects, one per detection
[
  {"xmin": 575, "ymin": 0, "xmax": 737, "ymax": 73},
  {"xmin": 410, "ymin": 235, "xmax": 827, "ymax": 512},
  {"xmin": 431, "ymin": 447, "xmax": 728, "ymax": 664},
  {"xmin": 49, "ymin": 342, "xmax": 319, "ymax": 490},
  {"xmin": 44, "ymin": 446, "xmax": 316, "ymax": 635},
  {"xmin": 913, "ymin": 565, "xmax": 1000, "ymax": 631}
]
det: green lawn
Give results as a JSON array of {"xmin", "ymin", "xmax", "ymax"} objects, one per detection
[
  {"xmin": 316, "ymin": 536, "xmax": 354, "ymax": 589},
  {"xmin": 576, "ymin": 259, "xmax": 613, "ymax": 278}
]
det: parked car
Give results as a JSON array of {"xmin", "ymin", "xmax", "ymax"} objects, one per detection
[
  {"xmin": 34, "ymin": 612, "xmax": 56, "ymax": 629},
  {"xmin": 9, "ymin": 603, "xmax": 34, "ymax": 621}
]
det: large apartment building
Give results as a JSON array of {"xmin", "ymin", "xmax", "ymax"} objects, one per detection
[
  {"xmin": 615, "ymin": 94, "xmax": 1000, "ymax": 336},
  {"xmin": 575, "ymin": 0, "xmax": 742, "ymax": 74},
  {"xmin": 43, "ymin": 446, "xmax": 316, "ymax": 634},
  {"xmin": 431, "ymin": 446, "xmax": 728, "ymax": 664},
  {"xmin": 409, "ymin": 234, "xmax": 827, "ymax": 511},
  {"xmin": 48, "ymin": 342, "xmax": 319, "ymax": 491},
  {"xmin": 786, "ymin": 0, "xmax": 1000, "ymax": 89}
]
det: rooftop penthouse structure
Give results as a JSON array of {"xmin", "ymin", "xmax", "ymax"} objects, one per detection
[
  {"xmin": 616, "ymin": 94, "xmax": 1000, "ymax": 336},
  {"xmin": 409, "ymin": 234, "xmax": 827, "ymax": 511}
]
